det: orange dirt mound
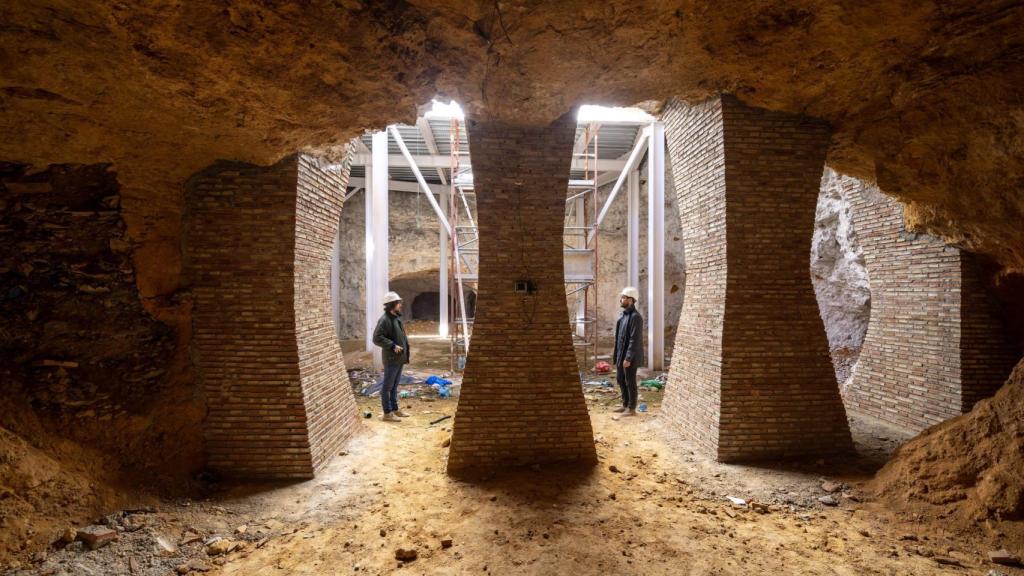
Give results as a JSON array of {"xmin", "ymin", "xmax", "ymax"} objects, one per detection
[
  {"xmin": 870, "ymin": 356, "xmax": 1024, "ymax": 524},
  {"xmin": 0, "ymin": 415, "xmax": 126, "ymax": 564}
]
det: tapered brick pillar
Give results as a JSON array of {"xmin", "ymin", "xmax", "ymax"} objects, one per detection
[
  {"xmin": 842, "ymin": 178, "xmax": 1017, "ymax": 432},
  {"xmin": 447, "ymin": 114, "xmax": 597, "ymax": 473},
  {"xmin": 186, "ymin": 153, "xmax": 361, "ymax": 479},
  {"xmin": 662, "ymin": 96, "xmax": 853, "ymax": 462}
]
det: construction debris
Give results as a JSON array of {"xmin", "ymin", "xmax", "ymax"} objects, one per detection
[{"xmin": 76, "ymin": 526, "xmax": 117, "ymax": 550}]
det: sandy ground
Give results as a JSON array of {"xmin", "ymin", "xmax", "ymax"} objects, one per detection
[{"xmin": 10, "ymin": 334, "xmax": 1023, "ymax": 575}]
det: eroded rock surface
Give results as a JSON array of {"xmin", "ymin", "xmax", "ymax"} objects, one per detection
[
  {"xmin": 1, "ymin": 0, "xmax": 1023, "ymax": 297},
  {"xmin": 811, "ymin": 167, "xmax": 871, "ymax": 385}
]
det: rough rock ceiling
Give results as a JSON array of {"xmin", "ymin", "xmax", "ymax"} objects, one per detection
[{"xmin": 1, "ymin": 0, "xmax": 1023, "ymax": 295}]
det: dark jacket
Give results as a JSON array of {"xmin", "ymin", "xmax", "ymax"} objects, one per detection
[
  {"xmin": 613, "ymin": 304, "xmax": 644, "ymax": 367},
  {"xmin": 372, "ymin": 311, "xmax": 410, "ymax": 365}
]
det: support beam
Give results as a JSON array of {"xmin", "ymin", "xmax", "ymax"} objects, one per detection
[
  {"xmin": 186, "ymin": 154, "xmax": 361, "ymax": 479},
  {"xmin": 350, "ymin": 153, "xmax": 626, "ymax": 173},
  {"xmin": 591, "ymin": 128, "xmax": 650, "ymax": 239},
  {"xmin": 447, "ymin": 113, "xmax": 596, "ymax": 474},
  {"xmin": 346, "ymin": 177, "xmax": 446, "ymax": 196},
  {"xmin": 646, "ymin": 122, "xmax": 665, "ymax": 371},
  {"xmin": 574, "ymin": 194, "xmax": 587, "ymax": 337},
  {"xmin": 388, "ymin": 126, "xmax": 453, "ymax": 236},
  {"xmin": 365, "ymin": 131, "xmax": 389, "ymax": 369},
  {"xmin": 627, "ymin": 168, "xmax": 640, "ymax": 289},
  {"xmin": 417, "ymin": 117, "xmax": 448, "ymax": 185},
  {"xmin": 344, "ymin": 187, "xmax": 362, "ymax": 202}
]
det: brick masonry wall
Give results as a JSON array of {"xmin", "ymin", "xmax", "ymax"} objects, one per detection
[
  {"xmin": 295, "ymin": 154, "xmax": 362, "ymax": 470},
  {"xmin": 660, "ymin": 97, "xmax": 727, "ymax": 456},
  {"xmin": 186, "ymin": 153, "xmax": 360, "ymax": 479},
  {"xmin": 447, "ymin": 114, "xmax": 597, "ymax": 472},
  {"xmin": 662, "ymin": 95, "xmax": 853, "ymax": 461},
  {"xmin": 960, "ymin": 256, "xmax": 1019, "ymax": 410},
  {"xmin": 844, "ymin": 177, "xmax": 1016, "ymax": 431}
]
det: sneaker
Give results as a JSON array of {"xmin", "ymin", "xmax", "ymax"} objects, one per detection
[
  {"xmin": 612, "ymin": 406, "xmax": 627, "ymax": 413},
  {"xmin": 382, "ymin": 412, "xmax": 399, "ymax": 422},
  {"xmin": 394, "ymin": 410, "xmax": 410, "ymax": 418}
]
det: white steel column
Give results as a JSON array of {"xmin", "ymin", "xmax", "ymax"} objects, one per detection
[
  {"xmin": 365, "ymin": 130, "xmax": 389, "ymax": 369},
  {"xmin": 574, "ymin": 196, "xmax": 587, "ymax": 337},
  {"xmin": 647, "ymin": 122, "xmax": 665, "ymax": 370},
  {"xmin": 627, "ymin": 168, "xmax": 640, "ymax": 289},
  {"xmin": 439, "ymin": 186, "xmax": 450, "ymax": 337}
]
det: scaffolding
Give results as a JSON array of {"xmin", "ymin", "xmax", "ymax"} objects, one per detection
[
  {"xmin": 565, "ymin": 123, "xmax": 600, "ymax": 368},
  {"xmin": 446, "ymin": 117, "xmax": 477, "ymax": 373},
  {"xmin": 352, "ymin": 107, "xmax": 663, "ymax": 374}
]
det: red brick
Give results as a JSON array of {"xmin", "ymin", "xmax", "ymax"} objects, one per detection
[
  {"xmin": 842, "ymin": 178, "xmax": 1017, "ymax": 431},
  {"xmin": 446, "ymin": 114, "xmax": 597, "ymax": 472},
  {"xmin": 661, "ymin": 95, "xmax": 853, "ymax": 462},
  {"xmin": 185, "ymin": 153, "xmax": 361, "ymax": 479}
]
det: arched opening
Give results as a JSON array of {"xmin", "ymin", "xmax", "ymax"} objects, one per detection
[{"xmin": 411, "ymin": 290, "xmax": 440, "ymax": 321}]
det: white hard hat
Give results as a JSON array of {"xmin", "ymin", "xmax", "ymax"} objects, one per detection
[
  {"xmin": 620, "ymin": 286, "xmax": 640, "ymax": 301},
  {"xmin": 382, "ymin": 291, "xmax": 402, "ymax": 305}
]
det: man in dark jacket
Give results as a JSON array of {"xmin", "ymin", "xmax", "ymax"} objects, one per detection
[
  {"xmin": 373, "ymin": 291, "xmax": 411, "ymax": 422},
  {"xmin": 612, "ymin": 286, "xmax": 644, "ymax": 416}
]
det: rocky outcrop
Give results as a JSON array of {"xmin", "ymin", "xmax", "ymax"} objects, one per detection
[
  {"xmin": 0, "ymin": 162, "xmax": 203, "ymax": 484},
  {"xmin": 811, "ymin": 168, "xmax": 871, "ymax": 385}
]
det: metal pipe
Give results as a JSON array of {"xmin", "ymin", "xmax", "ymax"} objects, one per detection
[
  {"xmin": 388, "ymin": 125, "xmax": 452, "ymax": 236},
  {"xmin": 590, "ymin": 127, "xmax": 650, "ymax": 242}
]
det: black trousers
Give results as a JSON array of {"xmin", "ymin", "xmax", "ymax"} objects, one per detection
[{"xmin": 616, "ymin": 362, "xmax": 639, "ymax": 410}]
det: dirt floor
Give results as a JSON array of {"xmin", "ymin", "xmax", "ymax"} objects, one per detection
[{"xmin": 7, "ymin": 335, "xmax": 1023, "ymax": 576}]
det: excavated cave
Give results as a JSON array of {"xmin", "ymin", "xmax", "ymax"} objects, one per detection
[{"xmin": 1, "ymin": 0, "xmax": 1024, "ymax": 570}]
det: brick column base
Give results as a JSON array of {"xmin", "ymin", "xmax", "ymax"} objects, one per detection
[
  {"xmin": 446, "ymin": 114, "xmax": 597, "ymax": 473},
  {"xmin": 186, "ymin": 153, "xmax": 361, "ymax": 479},
  {"xmin": 661, "ymin": 95, "xmax": 853, "ymax": 462}
]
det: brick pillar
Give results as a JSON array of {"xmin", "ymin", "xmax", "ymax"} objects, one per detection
[
  {"xmin": 843, "ymin": 179, "xmax": 1017, "ymax": 431},
  {"xmin": 662, "ymin": 95, "xmax": 853, "ymax": 461},
  {"xmin": 186, "ymin": 153, "xmax": 361, "ymax": 479},
  {"xmin": 446, "ymin": 114, "xmax": 597, "ymax": 473}
]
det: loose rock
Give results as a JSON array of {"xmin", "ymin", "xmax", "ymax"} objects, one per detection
[
  {"xmin": 820, "ymin": 480, "xmax": 842, "ymax": 493},
  {"xmin": 76, "ymin": 525, "xmax": 118, "ymax": 550},
  {"xmin": 395, "ymin": 547, "xmax": 418, "ymax": 561},
  {"xmin": 206, "ymin": 538, "xmax": 237, "ymax": 556},
  {"xmin": 817, "ymin": 495, "xmax": 838, "ymax": 507},
  {"xmin": 987, "ymin": 549, "xmax": 1022, "ymax": 567}
]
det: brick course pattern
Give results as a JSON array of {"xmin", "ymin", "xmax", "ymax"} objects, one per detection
[
  {"xmin": 842, "ymin": 177, "xmax": 1017, "ymax": 432},
  {"xmin": 447, "ymin": 114, "xmax": 597, "ymax": 472},
  {"xmin": 185, "ymin": 153, "xmax": 360, "ymax": 479},
  {"xmin": 661, "ymin": 95, "xmax": 853, "ymax": 462}
]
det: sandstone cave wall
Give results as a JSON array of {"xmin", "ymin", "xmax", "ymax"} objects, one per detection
[
  {"xmin": 590, "ymin": 173, "xmax": 686, "ymax": 359},
  {"xmin": 811, "ymin": 167, "xmax": 871, "ymax": 385},
  {"xmin": 336, "ymin": 188, "xmax": 447, "ymax": 339}
]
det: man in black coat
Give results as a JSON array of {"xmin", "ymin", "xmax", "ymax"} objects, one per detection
[
  {"xmin": 612, "ymin": 286, "xmax": 644, "ymax": 416},
  {"xmin": 373, "ymin": 291, "xmax": 411, "ymax": 422}
]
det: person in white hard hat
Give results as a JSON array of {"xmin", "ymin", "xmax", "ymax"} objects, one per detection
[
  {"xmin": 373, "ymin": 291, "xmax": 411, "ymax": 422},
  {"xmin": 612, "ymin": 286, "xmax": 644, "ymax": 416}
]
